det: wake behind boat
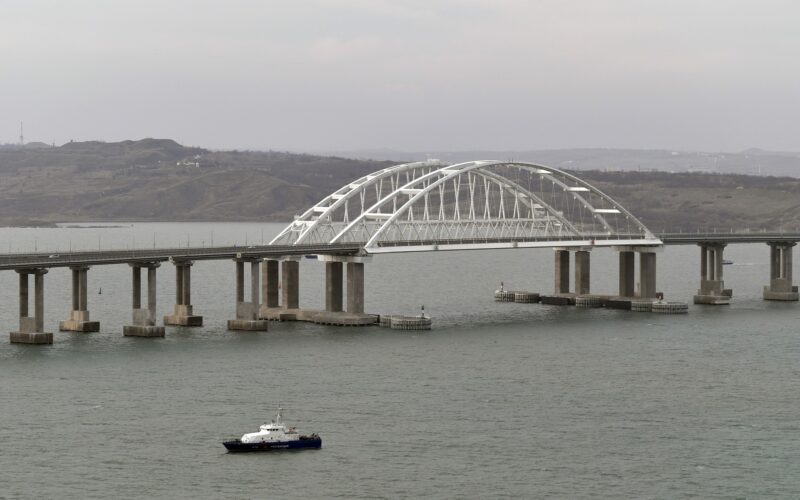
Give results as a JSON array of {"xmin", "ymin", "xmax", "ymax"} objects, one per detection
[{"xmin": 222, "ymin": 407, "xmax": 321, "ymax": 452}]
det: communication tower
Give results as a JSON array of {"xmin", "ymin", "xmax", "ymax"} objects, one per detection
[{"xmin": 19, "ymin": 121, "xmax": 24, "ymax": 145}]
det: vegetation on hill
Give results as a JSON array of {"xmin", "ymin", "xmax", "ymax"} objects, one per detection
[{"xmin": 0, "ymin": 138, "xmax": 798, "ymax": 232}]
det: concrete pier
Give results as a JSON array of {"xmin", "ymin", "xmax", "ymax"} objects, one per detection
[
  {"xmin": 639, "ymin": 250, "xmax": 657, "ymax": 299},
  {"xmin": 347, "ymin": 262, "xmax": 365, "ymax": 314},
  {"xmin": 164, "ymin": 260, "xmax": 203, "ymax": 326},
  {"xmin": 574, "ymin": 250, "xmax": 591, "ymax": 295},
  {"xmin": 763, "ymin": 242, "xmax": 798, "ymax": 301},
  {"xmin": 124, "ymin": 263, "xmax": 165, "ymax": 337},
  {"xmin": 261, "ymin": 255, "xmax": 377, "ymax": 326},
  {"xmin": 325, "ymin": 261, "xmax": 343, "ymax": 312},
  {"xmin": 694, "ymin": 243, "xmax": 731, "ymax": 305},
  {"xmin": 319, "ymin": 257, "xmax": 375, "ymax": 325},
  {"xmin": 59, "ymin": 266, "xmax": 100, "ymax": 332},
  {"xmin": 228, "ymin": 258, "xmax": 268, "ymax": 331},
  {"xmin": 262, "ymin": 259, "xmax": 280, "ymax": 308},
  {"xmin": 542, "ymin": 248, "xmax": 593, "ymax": 304},
  {"xmin": 281, "ymin": 259, "xmax": 300, "ymax": 310},
  {"xmin": 10, "ymin": 269, "xmax": 52, "ymax": 344},
  {"xmin": 554, "ymin": 249, "xmax": 570, "ymax": 294},
  {"xmin": 260, "ymin": 257, "xmax": 301, "ymax": 321},
  {"xmin": 604, "ymin": 246, "xmax": 661, "ymax": 308},
  {"xmin": 618, "ymin": 250, "xmax": 635, "ymax": 297}
]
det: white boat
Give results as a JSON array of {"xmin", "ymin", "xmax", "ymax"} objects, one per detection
[{"xmin": 222, "ymin": 407, "xmax": 321, "ymax": 452}]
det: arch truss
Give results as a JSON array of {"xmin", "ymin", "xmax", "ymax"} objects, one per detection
[{"xmin": 270, "ymin": 160, "xmax": 662, "ymax": 253}]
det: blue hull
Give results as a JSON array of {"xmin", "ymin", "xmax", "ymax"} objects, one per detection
[{"xmin": 223, "ymin": 437, "xmax": 322, "ymax": 452}]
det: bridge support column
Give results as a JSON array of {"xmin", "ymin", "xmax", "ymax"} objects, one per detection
[
  {"xmin": 326, "ymin": 261, "xmax": 344, "ymax": 312},
  {"xmin": 10, "ymin": 269, "xmax": 52, "ymax": 344},
  {"xmin": 258, "ymin": 259, "xmax": 281, "ymax": 318},
  {"xmin": 124, "ymin": 263, "xmax": 165, "ymax": 337},
  {"xmin": 281, "ymin": 259, "xmax": 300, "ymax": 310},
  {"xmin": 694, "ymin": 243, "xmax": 731, "ymax": 305},
  {"xmin": 638, "ymin": 250, "xmax": 657, "ymax": 299},
  {"xmin": 59, "ymin": 266, "xmax": 100, "ymax": 332},
  {"xmin": 763, "ymin": 242, "xmax": 798, "ymax": 301},
  {"xmin": 574, "ymin": 250, "xmax": 591, "ymax": 295},
  {"xmin": 310, "ymin": 255, "xmax": 376, "ymax": 325},
  {"xmin": 229, "ymin": 258, "xmax": 268, "ymax": 331},
  {"xmin": 347, "ymin": 262, "xmax": 365, "ymax": 314},
  {"xmin": 618, "ymin": 250, "xmax": 635, "ymax": 297},
  {"xmin": 610, "ymin": 246, "xmax": 661, "ymax": 303},
  {"xmin": 554, "ymin": 249, "xmax": 570, "ymax": 294},
  {"xmin": 258, "ymin": 257, "xmax": 306, "ymax": 322},
  {"xmin": 164, "ymin": 260, "xmax": 203, "ymax": 326},
  {"xmin": 265, "ymin": 259, "xmax": 280, "ymax": 307}
]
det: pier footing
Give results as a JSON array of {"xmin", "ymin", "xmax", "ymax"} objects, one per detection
[
  {"xmin": 10, "ymin": 332, "xmax": 53, "ymax": 344},
  {"xmin": 605, "ymin": 298, "xmax": 633, "ymax": 310},
  {"xmin": 763, "ymin": 287, "xmax": 799, "ymax": 301},
  {"xmin": 539, "ymin": 294, "xmax": 576, "ymax": 306},
  {"xmin": 123, "ymin": 325, "xmax": 165, "ymax": 337},
  {"xmin": 312, "ymin": 311, "xmax": 378, "ymax": 326},
  {"xmin": 260, "ymin": 307, "xmax": 378, "ymax": 326},
  {"xmin": 227, "ymin": 319, "xmax": 270, "ymax": 331},
  {"xmin": 164, "ymin": 305, "xmax": 203, "ymax": 326},
  {"xmin": 59, "ymin": 320, "xmax": 100, "ymax": 332},
  {"xmin": 693, "ymin": 293, "xmax": 731, "ymax": 305},
  {"xmin": 380, "ymin": 315, "xmax": 432, "ymax": 330},
  {"xmin": 59, "ymin": 311, "xmax": 100, "ymax": 332},
  {"xmin": 164, "ymin": 315, "xmax": 204, "ymax": 326}
]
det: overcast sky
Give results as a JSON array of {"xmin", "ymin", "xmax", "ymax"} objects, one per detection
[{"xmin": 1, "ymin": 0, "xmax": 798, "ymax": 152}]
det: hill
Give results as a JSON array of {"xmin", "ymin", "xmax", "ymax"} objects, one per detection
[
  {"xmin": 1, "ymin": 139, "xmax": 799, "ymax": 232},
  {"xmin": 0, "ymin": 139, "xmax": 389, "ymax": 225},
  {"xmin": 577, "ymin": 170, "xmax": 800, "ymax": 233}
]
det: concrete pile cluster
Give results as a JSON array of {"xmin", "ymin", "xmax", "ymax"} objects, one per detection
[
  {"xmin": 379, "ymin": 315, "xmax": 432, "ymax": 330},
  {"xmin": 493, "ymin": 290, "xmax": 540, "ymax": 303}
]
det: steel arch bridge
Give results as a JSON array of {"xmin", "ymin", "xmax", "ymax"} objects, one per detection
[{"xmin": 270, "ymin": 160, "xmax": 662, "ymax": 253}]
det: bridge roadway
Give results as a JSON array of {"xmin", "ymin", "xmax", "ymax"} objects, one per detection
[
  {"xmin": 0, "ymin": 243, "xmax": 363, "ymax": 271},
  {"xmin": 659, "ymin": 232, "xmax": 800, "ymax": 245},
  {"xmin": 1, "ymin": 233, "xmax": 799, "ymax": 270}
]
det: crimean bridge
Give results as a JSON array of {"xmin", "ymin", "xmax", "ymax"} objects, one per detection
[{"xmin": 3, "ymin": 160, "xmax": 798, "ymax": 344}]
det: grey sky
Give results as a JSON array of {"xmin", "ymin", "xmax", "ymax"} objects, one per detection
[{"xmin": 1, "ymin": 0, "xmax": 798, "ymax": 152}]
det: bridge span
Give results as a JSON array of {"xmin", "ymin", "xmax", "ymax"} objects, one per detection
[
  {"xmin": 660, "ymin": 232, "xmax": 800, "ymax": 245},
  {"xmin": 3, "ymin": 159, "xmax": 799, "ymax": 344}
]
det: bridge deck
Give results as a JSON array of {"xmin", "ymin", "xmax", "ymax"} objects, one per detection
[
  {"xmin": 0, "ymin": 243, "xmax": 362, "ymax": 271},
  {"xmin": 0, "ymin": 233, "xmax": 798, "ymax": 270},
  {"xmin": 660, "ymin": 233, "xmax": 800, "ymax": 245}
]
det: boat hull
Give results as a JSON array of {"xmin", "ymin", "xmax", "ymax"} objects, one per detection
[{"xmin": 223, "ymin": 437, "xmax": 322, "ymax": 452}]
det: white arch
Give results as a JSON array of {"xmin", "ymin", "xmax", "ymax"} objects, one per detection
[
  {"xmin": 270, "ymin": 160, "xmax": 661, "ymax": 252},
  {"xmin": 270, "ymin": 159, "xmax": 444, "ymax": 246}
]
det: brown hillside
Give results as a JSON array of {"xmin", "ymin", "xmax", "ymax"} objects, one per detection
[{"xmin": 1, "ymin": 139, "xmax": 799, "ymax": 232}]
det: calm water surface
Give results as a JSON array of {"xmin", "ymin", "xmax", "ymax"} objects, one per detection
[{"xmin": 1, "ymin": 223, "xmax": 799, "ymax": 499}]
